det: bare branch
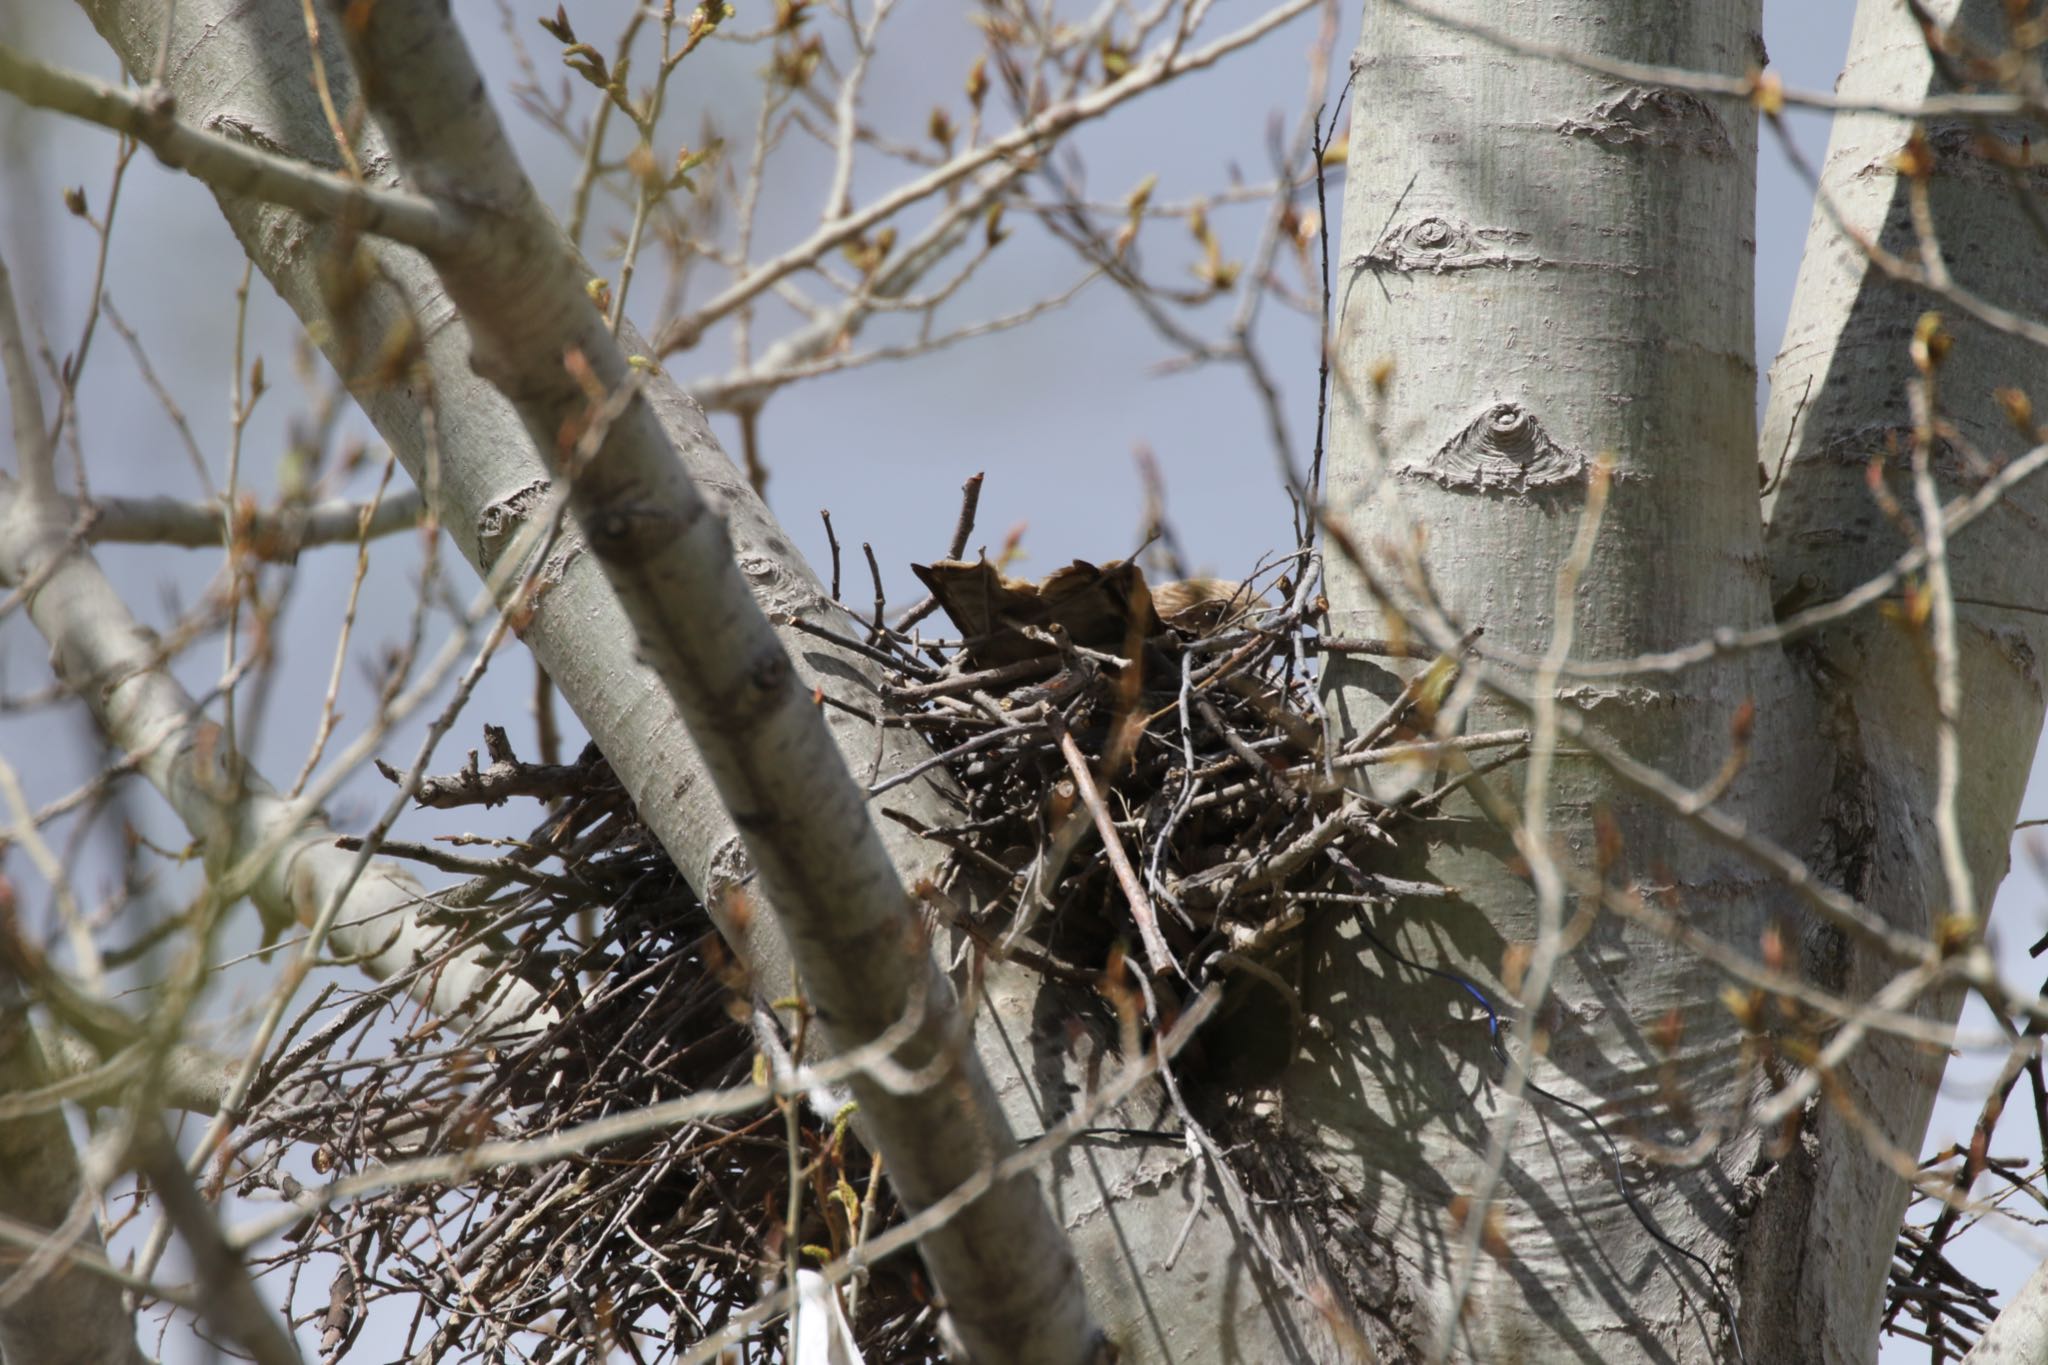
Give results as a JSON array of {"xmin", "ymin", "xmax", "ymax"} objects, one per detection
[
  {"xmin": 0, "ymin": 249, "xmax": 543, "ymax": 1039},
  {"xmin": 328, "ymin": 7, "xmax": 1100, "ymax": 1360},
  {"xmin": 0, "ymin": 479, "xmax": 545, "ymax": 1025},
  {"xmin": 0, "ymin": 41, "xmax": 459, "ymax": 253},
  {"xmin": 84, "ymin": 488, "xmax": 424, "ymax": 556},
  {"xmin": 132, "ymin": 1118, "xmax": 301, "ymax": 1365},
  {"xmin": 654, "ymin": 0, "xmax": 1318, "ymax": 352}
]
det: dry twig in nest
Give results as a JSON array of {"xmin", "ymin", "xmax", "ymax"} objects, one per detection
[{"xmin": 235, "ymin": 536, "xmax": 1504, "ymax": 1364}]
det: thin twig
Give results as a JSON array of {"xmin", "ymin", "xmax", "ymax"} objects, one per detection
[{"xmin": 1055, "ymin": 721, "xmax": 1176, "ymax": 978}]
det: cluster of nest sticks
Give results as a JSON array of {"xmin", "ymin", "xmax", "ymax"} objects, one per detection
[
  {"xmin": 158, "ymin": 395, "xmax": 2029, "ymax": 1362},
  {"xmin": 223, "ymin": 539, "xmax": 1540, "ymax": 1364},
  {"xmin": 212, "ymin": 518, "xmax": 2020, "ymax": 1363}
]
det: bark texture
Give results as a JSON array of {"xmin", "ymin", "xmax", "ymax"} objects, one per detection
[
  {"xmin": 41, "ymin": 0, "xmax": 2048, "ymax": 1360},
  {"xmin": 1753, "ymin": 1, "xmax": 2048, "ymax": 1359},
  {"xmin": 1316, "ymin": 1, "xmax": 1823, "ymax": 1359},
  {"xmin": 0, "ymin": 1016, "xmax": 149, "ymax": 1365},
  {"xmin": 325, "ymin": 6, "xmax": 1100, "ymax": 1359},
  {"xmin": 1963, "ymin": 1257, "xmax": 2048, "ymax": 1362},
  {"xmin": 1308, "ymin": 0, "xmax": 2048, "ymax": 1360}
]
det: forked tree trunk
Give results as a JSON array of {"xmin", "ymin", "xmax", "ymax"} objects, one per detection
[
  {"xmin": 1314, "ymin": 0, "xmax": 2047, "ymax": 1361},
  {"xmin": 35, "ymin": 0, "xmax": 2048, "ymax": 1362},
  {"xmin": 71, "ymin": 1, "xmax": 1325, "ymax": 1360}
]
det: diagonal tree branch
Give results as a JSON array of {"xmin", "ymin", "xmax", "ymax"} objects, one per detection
[
  {"xmin": 0, "ymin": 250, "xmax": 175, "ymax": 1365},
  {"xmin": 3, "ymin": 235, "xmax": 554, "ymax": 1364},
  {"xmin": 0, "ymin": 247, "xmax": 544, "ymax": 1037},
  {"xmin": 0, "ymin": 474, "xmax": 547, "ymax": 1035},
  {"xmin": 131, "ymin": 1116, "xmax": 300, "ymax": 1365},
  {"xmin": 69, "ymin": 2, "xmax": 1336, "ymax": 1358},
  {"xmin": 1964, "ymin": 1256, "xmax": 2048, "ymax": 1362},
  {"xmin": 320, "ymin": 5, "xmax": 1098, "ymax": 1361}
]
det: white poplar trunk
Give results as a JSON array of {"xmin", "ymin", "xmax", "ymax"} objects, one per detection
[
  {"xmin": 34, "ymin": 0, "xmax": 2048, "ymax": 1361},
  {"xmin": 1757, "ymin": 1, "xmax": 2048, "ymax": 1360},
  {"xmin": 1316, "ymin": 1, "xmax": 1822, "ymax": 1359}
]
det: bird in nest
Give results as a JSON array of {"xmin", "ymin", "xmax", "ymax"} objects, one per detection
[{"xmin": 910, "ymin": 557, "xmax": 1263, "ymax": 667}]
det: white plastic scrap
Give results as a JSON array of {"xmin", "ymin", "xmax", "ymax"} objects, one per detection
[{"xmin": 792, "ymin": 1269, "xmax": 865, "ymax": 1365}]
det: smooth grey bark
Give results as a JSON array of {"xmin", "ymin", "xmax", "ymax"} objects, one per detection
[
  {"xmin": 54, "ymin": 0, "xmax": 2048, "ymax": 1360},
  {"xmin": 72, "ymin": 1, "xmax": 1327, "ymax": 1360},
  {"xmin": 1756, "ymin": 2, "xmax": 2048, "ymax": 1359},
  {"xmin": 1312, "ymin": 0, "xmax": 2048, "ymax": 1361},
  {"xmin": 84, "ymin": 489, "xmax": 423, "ymax": 555},
  {"xmin": 0, "ymin": 39, "xmax": 457, "ymax": 253},
  {"xmin": 1317, "ymin": 0, "xmax": 1825, "ymax": 1360},
  {"xmin": 1962, "ymin": 1256, "xmax": 2048, "ymax": 1362}
]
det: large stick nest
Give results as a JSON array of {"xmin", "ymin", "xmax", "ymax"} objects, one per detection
[{"xmin": 232, "ymin": 549, "xmax": 1517, "ymax": 1363}]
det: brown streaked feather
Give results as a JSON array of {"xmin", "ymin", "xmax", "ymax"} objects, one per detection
[{"xmin": 911, "ymin": 560, "xmax": 1260, "ymax": 666}]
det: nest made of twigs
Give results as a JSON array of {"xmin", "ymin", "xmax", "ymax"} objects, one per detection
[{"xmin": 233, "ymin": 548, "xmax": 1498, "ymax": 1364}]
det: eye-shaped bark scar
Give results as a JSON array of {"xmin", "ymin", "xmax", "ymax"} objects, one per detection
[
  {"xmin": 1404, "ymin": 402, "xmax": 1586, "ymax": 493},
  {"xmin": 475, "ymin": 476, "xmax": 585, "ymax": 587},
  {"xmin": 1357, "ymin": 216, "xmax": 1536, "ymax": 274},
  {"xmin": 1559, "ymin": 87, "xmax": 1734, "ymax": 159}
]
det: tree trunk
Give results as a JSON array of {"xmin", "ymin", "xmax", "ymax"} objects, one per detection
[
  {"xmin": 0, "ymin": 1017, "xmax": 150, "ymax": 1365},
  {"xmin": 1753, "ymin": 1, "xmax": 2048, "ymax": 1359},
  {"xmin": 1310, "ymin": 0, "xmax": 2047, "ymax": 1360},
  {"xmin": 47, "ymin": 0, "xmax": 2048, "ymax": 1361},
  {"xmin": 1317, "ymin": 1, "xmax": 1802, "ymax": 1356}
]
